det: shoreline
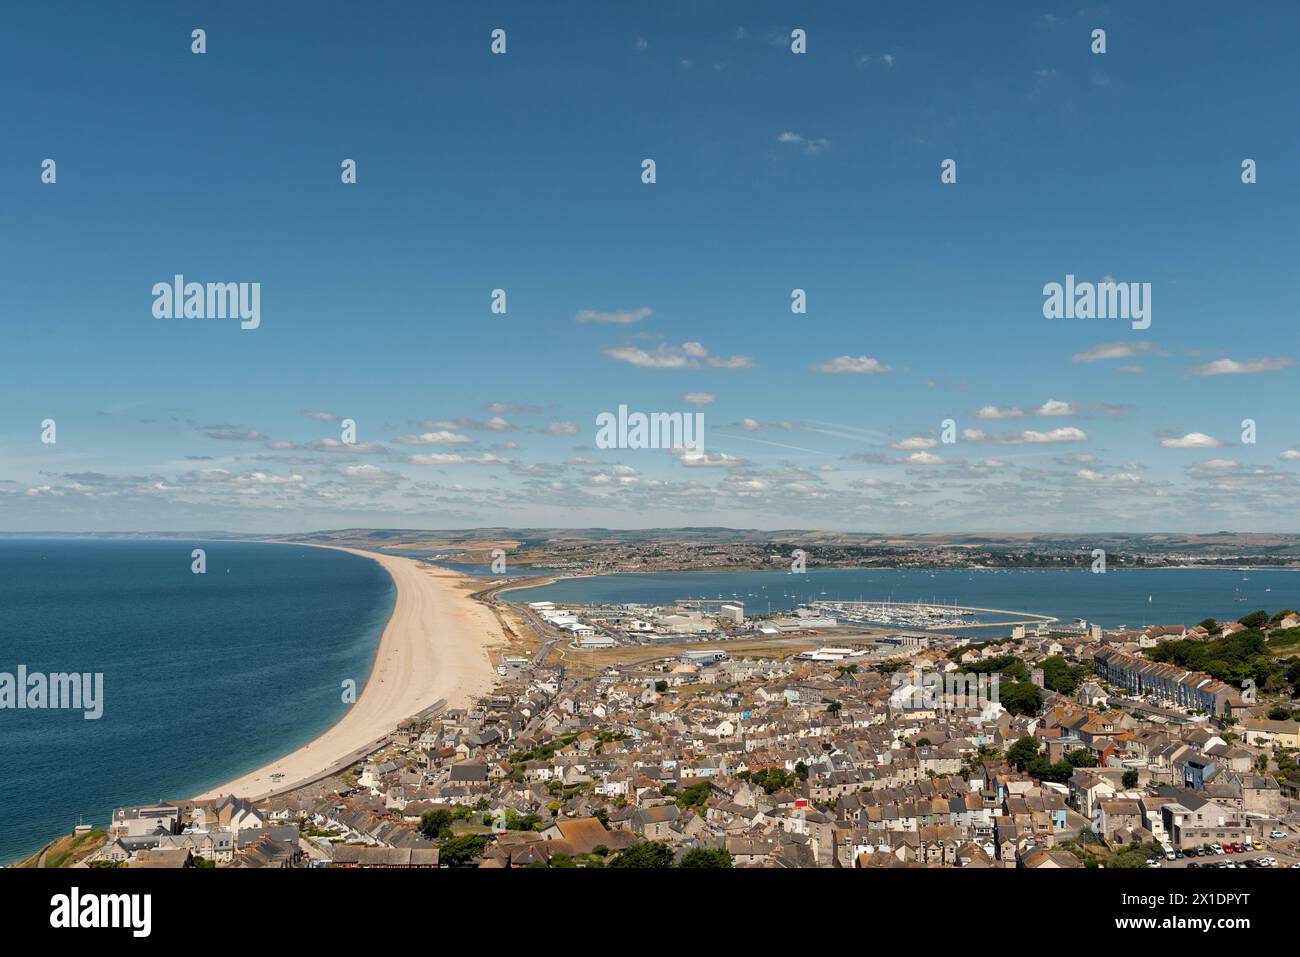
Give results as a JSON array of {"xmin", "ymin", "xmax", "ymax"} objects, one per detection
[{"xmin": 192, "ymin": 545, "xmax": 503, "ymax": 802}]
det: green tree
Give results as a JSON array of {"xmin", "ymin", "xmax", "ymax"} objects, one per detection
[
  {"xmin": 1027, "ymin": 756, "xmax": 1075, "ymax": 784},
  {"xmin": 1122, "ymin": 769, "xmax": 1139, "ymax": 788},
  {"xmin": 655, "ymin": 680, "xmax": 668, "ymax": 693},
  {"xmin": 439, "ymin": 835, "xmax": 489, "ymax": 867},
  {"xmin": 675, "ymin": 780, "xmax": 713, "ymax": 811},
  {"xmin": 609, "ymin": 841, "xmax": 675, "ymax": 868},
  {"xmin": 1007, "ymin": 736, "xmax": 1040, "ymax": 772},
  {"xmin": 678, "ymin": 847, "xmax": 733, "ymax": 868},
  {"xmin": 1065, "ymin": 749, "xmax": 1098, "ymax": 768},
  {"xmin": 419, "ymin": 808, "xmax": 453, "ymax": 839},
  {"xmin": 999, "ymin": 681, "xmax": 1043, "ymax": 717},
  {"xmin": 1105, "ymin": 841, "xmax": 1166, "ymax": 869},
  {"xmin": 1238, "ymin": 609, "xmax": 1270, "ymax": 630},
  {"xmin": 826, "ymin": 700, "xmax": 842, "ymax": 714},
  {"xmin": 1040, "ymin": 655, "xmax": 1090, "ymax": 695}
]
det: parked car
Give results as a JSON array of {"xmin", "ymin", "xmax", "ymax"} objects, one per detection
[{"xmin": 1270, "ymin": 830, "xmax": 1287, "ymax": 839}]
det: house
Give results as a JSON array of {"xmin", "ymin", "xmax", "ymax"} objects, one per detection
[
  {"xmin": 1158, "ymin": 792, "xmax": 1252, "ymax": 849},
  {"xmin": 128, "ymin": 848, "xmax": 193, "ymax": 868},
  {"xmin": 1093, "ymin": 800, "xmax": 1142, "ymax": 840},
  {"xmin": 446, "ymin": 763, "xmax": 491, "ymax": 788},
  {"xmin": 631, "ymin": 805, "xmax": 681, "ymax": 840},
  {"xmin": 110, "ymin": 803, "xmax": 178, "ymax": 839},
  {"xmin": 1241, "ymin": 718, "xmax": 1300, "ymax": 749},
  {"xmin": 1018, "ymin": 847, "xmax": 1082, "ymax": 868},
  {"xmin": 331, "ymin": 846, "xmax": 441, "ymax": 868},
  {"xmin": 539, "ymin": 817, "xmax": 612, "ymax": 855}
]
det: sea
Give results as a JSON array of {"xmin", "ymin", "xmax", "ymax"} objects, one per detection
[
  {"xmin": 0, "ymin": 539, "xmax": 394, "ymax": 864},
  {"xmin": 503, "ymin": 566, "xmax": 1300, "ymax": 633}
]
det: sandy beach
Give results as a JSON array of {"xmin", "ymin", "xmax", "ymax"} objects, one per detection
[{"xmin": 194, "ymin": 546, "xmax": 503, "ymax": 801}]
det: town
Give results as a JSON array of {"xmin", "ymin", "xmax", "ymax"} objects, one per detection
[{"xmin": 53, "ymin": 605, "xmax": 1300, "ymax": 870}]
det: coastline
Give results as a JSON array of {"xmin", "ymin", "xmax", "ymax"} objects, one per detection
[{"xmin": 193, "ymin": 545, "xmax": 503, "ymax": 802}]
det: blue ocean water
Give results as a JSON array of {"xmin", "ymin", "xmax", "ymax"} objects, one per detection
[
  {"xmin": 505, "ymin": 566, "xmax": 1300, "ymax": 632},
  {"xmin": 0, "ymin": 540, "xmax": 393, "ymax": 864}
]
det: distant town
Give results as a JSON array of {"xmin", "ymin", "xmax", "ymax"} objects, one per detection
[{"xmin": 277, "ymin": 528, "xmax": 1300, "ymax": 573}]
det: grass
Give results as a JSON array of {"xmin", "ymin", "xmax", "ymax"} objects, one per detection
[
  {"xmin": 1266, "ymin": 627, "xmax": 1300, "ymax": 652},
  {"xmin": 17, "ymin": 828, "xmax": 108, "ymax": 869}
]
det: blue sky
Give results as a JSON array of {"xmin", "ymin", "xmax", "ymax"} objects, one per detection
[{"xmin": 2, "ymin": 1, "xmax": 1298, "ymax": 532}]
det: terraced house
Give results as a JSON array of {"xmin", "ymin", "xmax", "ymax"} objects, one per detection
[{"xmin": 1093, "ymin": 650, "xmax": 1235, "ymax": 716}]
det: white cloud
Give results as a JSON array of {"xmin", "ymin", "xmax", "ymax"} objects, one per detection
[
  {"xmin": 545, "ymin": 420, "xmax": 579, "ymax": 435},
  {"xmin": 606, "ymin": 342, "xmax": 753, "ymax": 370},
  {"xmin": 676, "ymin": 450, "xmax": 746, "ymax": 468},
  {"xmin": 962, "ymin": 427, "xmax": 1088, "ymax": 444},
  {"xmin": 394, "ymin": 431, "xmax": 473, "ymax": 446},
  {"xmin": 1077, "ymin": 468, "xmax": 1141, "ymax": 484},
  {"xmin": 1072, "ymin": 342, "xmax": 1161, "ymax": 363},
  {"xmin": 1188, "ymin": 356, "xmax": 1295, "ymax": 377},
  {"xmin": 426, "ymin": 416, "xmax": 516, "ymax": 432},
  {"xmin": 817, "ymin": 355, "xmax": 891, "ymax": 375},
  {"xmin": 1036, "ymin": 399, "xmax": 1079, "ymax": 416},
  {"xmin": 406, "ymin": 453, "xmax": 508, "ymax": 466},
  {"xmin": 975, "ymin": 405, "xmax": 1024, "ymax": 420},
  {"xmin": 776, "ymin": 131, "xmax": 831, "ymax": 155},
  {"xmin": 891, "ymin": 435, "xmax": 938, "ymax": 450},
  {"xmin": 576, "ymin": 306, "xmax": 652, "ymax": 324},
  {"xmin": 682, "ymin": 392, "xmax": 716, "ymax": 406},
  {"xmin": 1160, "ymin": 432, "xmax": 1224, "ymax": 449}
]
